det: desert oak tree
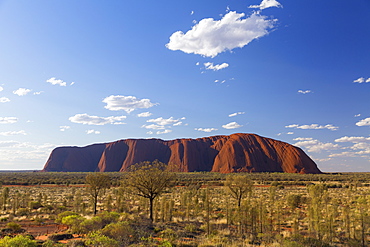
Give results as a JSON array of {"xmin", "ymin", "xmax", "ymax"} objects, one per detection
[
  {"xmin": 85, "ymin": 173, "xmax": 111, "ymax": 215},
  {"xmin": 122, "ymin": 160, "xmax": 176, "ymax": 222}
]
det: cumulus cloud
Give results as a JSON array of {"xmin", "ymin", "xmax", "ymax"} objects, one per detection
[
  {"xmin": 0, "ymin": 86, "xmax": 3, "ymax": 91},
  {"xmin": 0, "ymin": 141, "xmax": 20, "ymax": 148},
  {"xmin": 195, "ymin": 128, "xmax": 218, "ymax": 132},
  {"xmin": 229, "ymin": 112, "xmax": 245, "ymax": 117},
  {"xmin": 143, "ymin": 116, "xmax": 184, "ymax": 133},
  {"xmin": 335, "ymin": 136, "xmax": 370, "ymax": 143},
  {"xmin": 293, "ymin": 137, "xmax": 313, "ymax": 141},
  {"xmin": 0, "ymin": 117, "xmax": 18, "ymax": 124},
  {"xmin": 166, "ymin": 11, "xmax": 276, "ymax": 57},
  {"xmin": 156, "ymin": 129, "xmax": 172, "ymax": 134},
  {"xmin": 137, "ymin": 112, "xmax": 153, "ymax": 117},
  {"xmin": 285, "ymin": 123, "xmax": 338, "ymax": 131},
  {"xmin": 46, "ymin": 77, "xmax": 68, "ymax": 86},
  {"xmin": 147, "ymin": 117, "xmax": 185, "ymax": 126},
  {"xmin": 86, "ymin": 130, "xmax": 100, "ymax": 134},
  {"xmin": 103, "ymin": 95, "xmax": 157, "ymax": 113},
  {"xmin": 298, "ymin": 90, "xmax": 312, "ymax": 94},
  {"xmin": 69, "ymin": 113, "xmax": 126, "ymax": 125},
  {"xmin": 294, "ymin": 138, "xmax": 340, "ymax": 153},
  {"xmin": 353, "ymin": 77, "xmax": 370, "ymax": 83},
  {"xmin": 204, "ymin": 62, "xmax": 229, "ymax": 71},
  {"xmin": 356, "ymin": 117, "xmax": 370, "ymax": 126},
  {"xmin": 330, "ymin": 136, "xmax": 370, "ymax": 158},
  {"xmin": 59, "ymin": 126, "xmax": 70, "ymax": 132},
  {"xmin": 13, "ymin": 88, "xmax": 31, "ymax": 96},
  {"xmin": 249, "ymin": 0, "xmax": 282, "ymax": 10},
  {"xmin": 0, "ymin": 130, "xmax": 27, "ymax": 136},
  {"xmin": 0, "ymin": 97, "xmax": 10, "ymax": 103},
  {"xmin": 222, "ymin": 121, "xmax": 243, "ymax": 129},
  {"xmin": 142, "ymin": 124, "xmax": 165, "ymax": 130}
]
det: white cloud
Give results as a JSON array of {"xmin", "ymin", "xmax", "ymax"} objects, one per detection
[
  {"xmin": 0, "ymin": 130, "xmax": 26, "ymax": 136},
  {"xmin": 190, "ymin": 11, "xmax": 194, "ymax": 15},
  {"xmin": 166, "ymin": 11, "xmax": 275, "ymax": 57},
  {"xmin": 294, "ymin": 138, "xmax": 340, "ymax": 153},
  {"xmin": 353, "ymin": 77, "xmax": 366, "ymax": 83},
  {"xmin": 143, "ymin": 116, "xmax": 184, "ymax": 131},
  {"xmin": 0, "ymin": 141, "xmax": 20, "ymax": 148},
  {"xmin": 249, "ymin": 0, "xmax": 282, "ymax": 10},
  {"xmin": 0, "ymin": 117, "xmax": 18, "ymax": 124},
  {"xmin": 69, "ymin": 113, "xmax": 126, "ymax": 125},
  {"xmin": 351, "ymin": 142, "xmax": 370, "ymax": 151},
  {"xmin": 222, "ymin": 121, "xmax": 243, "ymax": 129},
  {"xmin": 0, "ymin": 141, "xmax": 56, "ymax": 167},
  {"xmin": 0, "ymin": 86, "xmax": 3, "ymax": 91},
  {"xmin": 335, "ymin": 136, "xmax": 370, "ymax": 143},
  {"xmin": 13, "ymin": 88, "xmax": 31, "ymax": 96},
  {"xmin": 204, "ymin": 62, "xmax": 229, "ymax": 71},
  {"xmin": 103, "ymin": 95, "xmax": 157, "ymax": 113},
  {"xmin": 298, "ymin": 90, "xmax": 312, "ymax": 94},
  {"xmin": 59, "ymin": 126, "xmax": 70, "ymax": 131},
  {"xmin": 287, "ymin": 132, "xmax": 294, "ymax": 135},
  {"xmin": 285, "ymin": 123, "xmax": 338, "ymax": 131},
  {"xmin": 86, "ymin": 130, "xmax": 100, "ymax": 134},
  {"xmin": 356, "ymin": 117, "xmax": 370, "ymax": 126},
  {"xmin": 137, "ymin": 112, "xmax": 153, "ymax": 117},
  {"xmin": 147, "ymin": 117, "xmax": 185, "ymax": 126},
  {"xmin": 293, "ymin": 137, "xmax": 313, "ymax": 141},
  {"xmin": 142, "ymin": 124, "xmax": 165, "ymax": 130},
  {"xmin": 0, "ymin": 97, "xmax": 10, "ymax": 103},
  {"xmin": 367, "ymin": 78, "xmax": 370, "ymax": 83},
  {"xmin": 46, "ymin": 77, "xmax": 67, "ymax": 86},
  {"xmin": 156, "ymin": 129, "xmax": 172, "ymax": 134},
  {"xmin": 195, "ymin": 128, "xmax": 218, "ymax": 132},
  {"xmin": 33, "ymin": 91, "xmax": 43, "ymax": 95},
  {"xmin": 355, "ymin": 114, "xmax": 361, "ymax": 117},
  {"xmin": 229, "ymin": 112, "xmax": 245, "ymax": 117}
]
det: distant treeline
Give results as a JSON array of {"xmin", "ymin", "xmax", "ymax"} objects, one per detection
[{"xmin": 0, "ymin": 172, "xmax": 370, "ymax": 187}]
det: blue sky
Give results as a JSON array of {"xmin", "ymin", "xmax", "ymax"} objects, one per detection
[{"xmin": 0, "ymin": 0, "xmax": 369, "ymax": 172}]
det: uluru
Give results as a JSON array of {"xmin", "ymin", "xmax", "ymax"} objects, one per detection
[{"xmin": 42, "ymin": 133, "xmax": 321, "ymax": 174}]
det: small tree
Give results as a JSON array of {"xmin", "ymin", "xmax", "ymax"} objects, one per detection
[
  {"xmin": 225, "ymin": 175, "xmax": 253, "ymax": 209},
  {"xmin": 85, "ymin": 173, "xmax": 111, "ymax": 215},
  {"xmin": 122, "ymin": 160, "xmax": 176, "ymax": 222},
  {"xmin": 225, "ymin": 175, "xmax": 253, "ymax": 235}
]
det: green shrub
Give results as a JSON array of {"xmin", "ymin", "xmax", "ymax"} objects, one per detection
[
  {"xmin": 79, "ymin": 216, "xmax": 103, "ymax": 234},
  {"xmin": 85, "ymin": 232, "xmax": 119, "ymax": 247},
  {"xmin": 100, "ymin": 221, "xmax": 135, "ymax": 245},
  {"xmin": 6, "ymin": 222, "xmax": 22, "ymax": 231},
  {"xmin": 56, "ymin": 211, "xmax": 79, "ymax": 223},
  {"xmin": 61, "ymin": 215, "xmax": 85, "ymax": 234},
  {"xmin": 97, "ymin": 211, "xmax": 120, "ymax": 226},
  {"xmin": 0, "ymin": 235, "xmax": 38, "ymax": 247}
]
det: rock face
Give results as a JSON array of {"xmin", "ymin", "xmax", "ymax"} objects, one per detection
[{"xmin": 42, "ymin": 133, "xmax": 321, "ymax": 173}]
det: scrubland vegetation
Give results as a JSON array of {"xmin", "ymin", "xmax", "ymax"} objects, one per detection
[{"xmin": 0, "ymin": 166, "xmax": 369, "ymax": 246}]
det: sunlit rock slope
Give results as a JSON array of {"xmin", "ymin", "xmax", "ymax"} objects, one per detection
[{"xmin": 42, "ymin": 133, "xmax": 321, "ymax": 174}]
